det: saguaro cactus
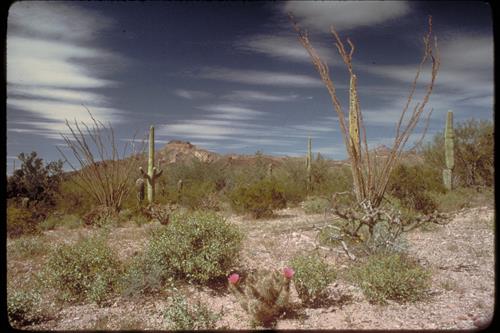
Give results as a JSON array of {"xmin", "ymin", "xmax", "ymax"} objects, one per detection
[
  {"xmin": 443, "ymin": 111, "xmax": 454, "ymax": 190},
  {"xmin": 306, "ymin": 137, "xmax": 312, "ymax": 191},
  {"xmin": 140, "ymin": 126, "xmax": 163, "ymax": 204},
  {"xmin": 267, "ymin": 163, "xmax": 273, "ymax": 179}
]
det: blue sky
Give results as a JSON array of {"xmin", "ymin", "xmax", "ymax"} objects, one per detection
[{"xmin": 6, "ymin": 1, "xmax": 493, "ymax": 173}]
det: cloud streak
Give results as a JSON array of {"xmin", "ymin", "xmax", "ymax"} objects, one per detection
[
  {"xmin": 197, "ymin": 67, "xmax": 323, "ymax": 87},
  {"xmin": 7, "ymin": 2, "xmax": 126, "ymax": 139},
  {"xmin": 284, "ymin": 1, "xmax": 410, "ymax": 32}
]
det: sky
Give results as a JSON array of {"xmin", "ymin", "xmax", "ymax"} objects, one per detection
[{"xmin": 6, "ymin": 1, "xmax": 494, "ymax": 173}]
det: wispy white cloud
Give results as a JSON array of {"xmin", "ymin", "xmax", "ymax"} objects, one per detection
[
  {"xmin": 7, "ymin": 98, "xmax": 123, "ymax": 139},
  {"xmin": 173, "ymin": 89, "xmax": 213, "ymax": 100},
  {"xmin": 198, "ymin": 104, "xmax": 265, "ymax": 120},
  {"xmin": 235, "ymin": 34, "xmax": 339, "ymax": 64},
  {"xmin": 7, "ymin": 2, "xmax": 126, "ymax": 139},
  {"xmin": 284, "ymin": 1, "xmax": 410, "ymax": 32},
  {"xmin": 198, "ymin": 67, "xmax": 322, "ymax": 87},
  {"xmin": 221, "ymin": 90, "xmax": 300, "ymax": 102},
  {"xmin": 8, "ymin": 1, "xmax": 115, "ymax": 42}
]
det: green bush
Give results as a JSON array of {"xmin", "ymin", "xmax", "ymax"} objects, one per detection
[
  {"xmin": 301, "ymin": 196, "xmax": 331, "ymax": 214},
  {"xmin": 55, "ymin": 178, "xmax": 93, "ymax": 216},
  {"xmin": 118, "ymin": 255, "xmax": 166, "ymax": 297},
  {"xmin": 347, "ymin": 252, "xmax": 431, "ymax": 304},
  {"xmin": 44, "ymin": 235, "xmax": 121, "ymax": 304},
  {"xmin": 422, "ymin": 119, "xmax": 493, "ymax": 188},
  {"xmin": 229, "ymin": 179, "xmax": 286, "ymax": 218},
  {"xmin": 7, "ymin": 289, "xmax": 45, "ymax": 326},
  {"xmin": 7, "ymin": 205, "xmax": 40, "ymax": 238},
  {"xmin": 388, "ymin": 163, "xmax": 443, "ymax": 213},
  {"xmin": 7, "ymin": 151, "xmax": 64, "ymax": 207},
  {"xmin": 429, "ymin": 186, "xmax": 494, "ymax": 212},
  {"xmin": 39, "ymin": 213, "xmax": 82, "ymax": 230},
  {"xmin": 290, "ymin": 253, "xmax": 336, "ymax": 306},
  {"xmin": 8, "ymin": 236, "xmax": 49, "ymax": 259},
  {"xmin": 146, "ymin": 211, "xmax": 243, "ymax": 284},
  {"xmin": 163, "ymin": 294, "xmax": 220, "ymax": 330}
]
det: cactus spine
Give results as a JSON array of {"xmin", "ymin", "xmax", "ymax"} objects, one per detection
[
  {"xmin": 443, "ymin": 111, "xmax": 454, "ymax": 190},
  {"xmin": 306, "ymin": 137, "xmax": 312, "ymax": 191},
  {"xmin": 140, "ymin": 126, "xmax": 163, "ymax": 204}
]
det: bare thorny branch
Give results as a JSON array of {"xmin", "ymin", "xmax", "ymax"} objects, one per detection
[
  {"xmin": 290, "ymin": 14, "xmax": 440, "ymax": 209},
  {"xmin": 57, "ymin": 108, "xmax": 146, "ymax": 212}
]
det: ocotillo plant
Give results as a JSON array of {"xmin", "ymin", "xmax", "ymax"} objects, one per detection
[
  {"xmin": 140, "ymin": 126, "xmax": 163, "ymax": 204},
  {"xmin": 306, "ymin": 137, "xmax": 312, "ymax": 191},
  {"xmin": 349, "ymin": 74, "xmax": 362, "ymax": 200},
  {"xmin": 443, "ymin": 111, "xmax": 454, "ymax": 190}
]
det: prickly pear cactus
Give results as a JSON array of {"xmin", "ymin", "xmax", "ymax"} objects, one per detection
[{"xmin": 443, "ymin": 111, "xmax": 454, "ymax": 190}]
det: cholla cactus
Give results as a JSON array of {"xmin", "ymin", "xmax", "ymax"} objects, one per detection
[
  {"xmin": 140, "ymin": 126, "xmax": 163, "ymax": 203},
  {"xmin": 228, "ymin": 268, "xmax": 294, "ymax": 327},
  {"xmin": 443, "ymin": 111, "xmax": 454, "ymax": 190}
]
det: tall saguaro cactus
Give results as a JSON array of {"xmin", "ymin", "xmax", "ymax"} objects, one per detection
[
  {"xmin": 306, "ymin": 137, "xmax": 312, "ymax": 191},
  {"xmin": 443, "ymin": 111, "xmax": 454, "ymax": 190},
  {"xmin": 140, "ymin": 126, "xmax": 163, "ymax": 203}
]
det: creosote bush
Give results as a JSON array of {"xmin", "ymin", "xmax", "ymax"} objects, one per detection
[
  {"xmin": 290, "ymin": 253, "xmax": 336, "ymax": 306},
  {"xmin": 43, "ymin": 235, "xmax": 121, "ymax": 304},
  {"xmin": 7, "ymin": 205, "xmax": 40, "ymax": 238},
  {"xmin": 7, "ymin": 289, "xmax": 46, "ymax": 326},
  {"xmin": 388, "ymin": 162, "xmax": 443, "ymax": 213},
  {"xmin": 146, "ymin": 211, "xmax": 243, "ymax": 284},
  {"xmin": 301, "ymin": 196, "xmax": 331, "ymax": 214},
  {"xmin": 347, "ymin": 251, "xmax": 431, "ymax": 304},
  {"xmin": 229, "ymin": 179, "xmax": 286, "ymax": 218},
  {"xmin": 163, "ymin": 294, "xmax": 221, "ymax": 330}
]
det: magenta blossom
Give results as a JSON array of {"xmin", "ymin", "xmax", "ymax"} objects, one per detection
[
  {"xmin": 228, "ymin": 273, "xmax": 240, "ymax": 284},
  {"xmin": 283, "ymin": 267, "xmax": 295, "ymax": 279}
]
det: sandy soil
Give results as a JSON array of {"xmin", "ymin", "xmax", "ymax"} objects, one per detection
[{"xmin": 8, "ymin": 206, "xmax": 494, "ymax": 330}]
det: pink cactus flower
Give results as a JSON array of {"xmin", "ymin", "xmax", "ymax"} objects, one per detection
[
  {"xmin": 283, "ymin": 267, "xmax": 295, "ymax": 279},
  {"xmin": 228, "ymin": 273, "xmax": 240, "ymax": 284}
]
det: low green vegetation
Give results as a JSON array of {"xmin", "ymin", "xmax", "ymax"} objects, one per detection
[
  {"xmin": 7, "ymin": 289, "xmax": 46, "ymax": 326},
  {"xmin": 347, "ymin": 251, "xmax": 431, "ymax": 304},
  {"xmin": 163, "ymin": 294, "xmax": 221, "ymax": 330},
  {"xmin": 290, "ymin": 253, "xmax": 336, "ymax": 306},
  {"xmin": 43, "ymin": 235, "xmax": 121, "ymax": 305},
  {"xmin": 301, "ymin": 196, "xmax": 331, "ymax": 214},
  {"xmin": 146, "ymin": 211, "xmax": 243, "ymax": 284}
]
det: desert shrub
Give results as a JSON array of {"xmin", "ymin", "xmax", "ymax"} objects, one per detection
[
  {"xmin": 429, "ymin": 186, "xmax": 494, "ymax": 212},
  {"xmin": 228, "ymin": 179, "xmax": 286, "ymax": 218},
  {"xmin": 7, "ymin": 289, "xmax": 46, "ymax": 326},
  {"xmin": 273, "ymin": 159, "xmax": 308, "ymax": 204},
  {"xmin": 388, "ymin": 163, "xmax": 443, "ymax": 213},
  {"xmin": 146, "ymin": 211, "xmax": 243, "ymax": 284},
  {"xmin": 347, "ymin": 252, "xmax": 431, "ymax": 304},
  {"xmin": 118, "ymin": 255, "xmax": 166, "ymax": 297},
  {"xmin": 82, "ymin": 205, "xmax": 120, "ymax": 228},
  {"xmin": 301, "ymin": 196, "xmax": 331, "ymax": 214},
  {"xmin": 7, "ymin": 151, "xmax": 64, "ymax": 208},
  {"xmin": 422, "ymin": 119, "xmax": 494, "ymax": 188},
  {"xmin": 39, "ymin": 213, "xmax": 82, "ymax": 230},
  {"xmin": 7, "ymin": 205, "xmax": 40, "ymax": 238},
  {"xmin": 163, "ymin": 294, "xmax": 220, "ymax": 330},
  {"xmin": 290, "ymin": 253, "xmax": 336, "ymax": 306},
  {"xmin": 7, "ymin": 236, "xmax": 49, "ymax": 259},
  {"xmin": 178, "ymin": 181, "xmax": 219, "ymax": 210},
  {"xmin": 311, "ymin": 155, "xmax": 352, "ymax": 196},
  {"xmin": 55, "ymin": 178, "xmax": 94, "ymax": 216},
  {"xmin": 43, "ymin": 234, "xmax": 121, "ymax": 304}
]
